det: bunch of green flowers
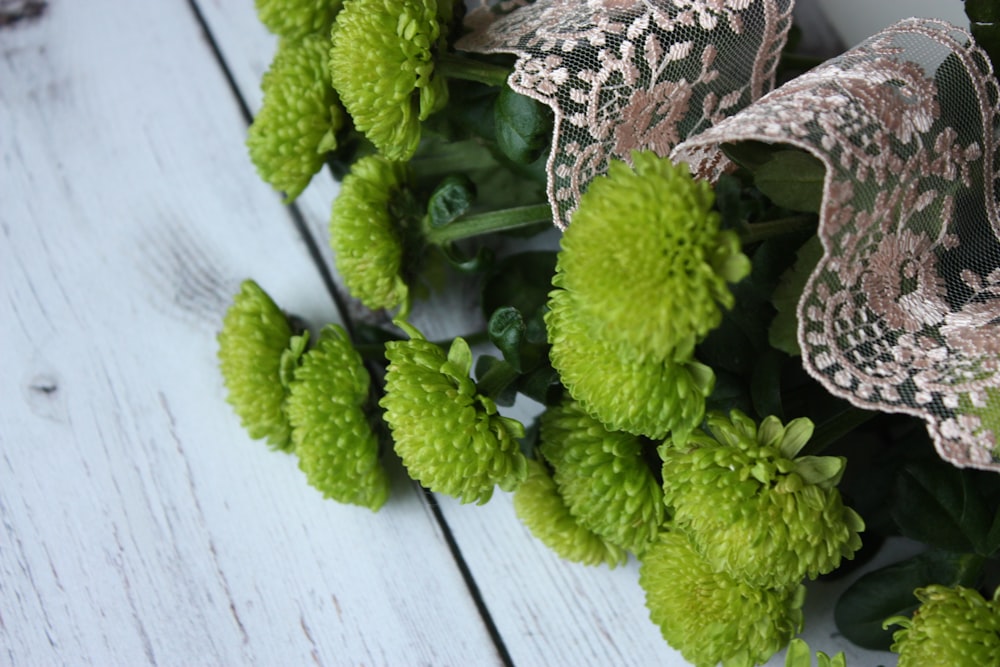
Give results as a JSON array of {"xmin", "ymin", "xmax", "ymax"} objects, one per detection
[
  {"xmin": 546, "ymin": 152, "xmax": 750, "ymax": 440},
  {"xmin": 225, "ymin": 3, "xmax": 1000, "ymax": 664}
]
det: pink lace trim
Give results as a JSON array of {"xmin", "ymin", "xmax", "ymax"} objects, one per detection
[
  {"xmin": 458, "ymin": 0, "xmax": 794, "ymax": 228},
  {"xmin": 674, "ymin": 19, "xmax": 1000, "ymax": 470}
]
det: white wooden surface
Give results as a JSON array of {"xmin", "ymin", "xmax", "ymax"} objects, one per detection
[{"xmin": 1, "ymin": 2, "xmax": 908, "ymax": 665}]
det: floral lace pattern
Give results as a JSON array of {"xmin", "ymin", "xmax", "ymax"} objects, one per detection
[
  {"xmin": 674, "ymin": 19, "xmax": 1000, "ymax": 471},
  {"xmin": 458, "ymin": 0, "xmax": 794, "ymax": 228}
]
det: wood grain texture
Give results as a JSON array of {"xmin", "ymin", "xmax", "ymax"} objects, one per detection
[{"xmin": 0, "ymin": 2, "xmax": 505, "ymax": 664}]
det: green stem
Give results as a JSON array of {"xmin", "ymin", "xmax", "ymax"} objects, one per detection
[
  {"xmin": 354, "ymin": 330, "xmax": 490, "ymax": 361},
  {"xmin": 409, "ymin": 141, "xmax": 500, "ymax": 179},
  {"xmin": 436, "ymin": 53, "xmax": 512, "ymax": 87},
  {"xmin": 425, "ymin": 204, "xmax": 552, "ymax": 245},
  {"xmin": 738, "ymin": 215, "xmax": 817, "ymax": 245},
  {"xmin": 800, "ymin": 407, "xmax": 878, "ymax": 456},
  {"xmin": 476, "ymin": 360, "xmax": 521, "ymax": 400}
]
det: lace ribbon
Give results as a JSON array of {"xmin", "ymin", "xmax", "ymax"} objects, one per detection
[
  {"xmin": 675, "ymin": 19, "xmax": 1000, "ymax": 471},
  {"xmin": 461, "ymin": 2, "xmax": 1000, "ymax": 471},
  {"xmin": 458, "ymin": 0, "xmax": 795, "ymax": 228}
]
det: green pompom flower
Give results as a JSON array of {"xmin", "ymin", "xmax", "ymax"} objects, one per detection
[
  {"xmin": 286, "ymin": 324, "xmax": 390, "ymax": 511},
  {"xmin": 329, "ymin": 155, "xmax": 413, "ymax": 311},
  {"xmin": 329, "ymin": 0, "xmax": 452, "ymax": 161},
  {"xmin": 546, "ymin": 288, "xmax": 714, "ymax": 439},
  {"xmin": 886, "ymin": 585, "xmax": 1000, "ymax": 666},
  {"xmin": 555, "ymin": 151, "xmax": 751, "ymax": 359},
  {"xmin": 380, "ymin": 327, "xmax": 527, "ymax": 504},
  {"xmin": 513, "ymin": 458, "xmax": 627, "ymax": 567},
  {"xmin": 248, "ymin": 33, "xmax": 344, "ymax": 201},
  {"xmin": 539, "ymin": 399, "xmax": 665, "ymax": 554},
  {"xmin": 255, "ymin": 0, "xmax": 341, "ymax": 40},
  {"xmin": 217, "ymin": 280, "xmax": 299, "ymax": 451},
  {"xmin": 660, "ymin": 410, "xmax": 864, "ymax": 587},
  {"xmin": 639, "ymin": 530, "xmax": 805, "ymax": 667}
]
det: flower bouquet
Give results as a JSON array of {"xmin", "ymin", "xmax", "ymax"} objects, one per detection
[{"xmin": 218, "ymin": 0, "xmax": 1000, "ymax": 664}]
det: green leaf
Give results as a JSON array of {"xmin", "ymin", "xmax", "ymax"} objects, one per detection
[
  {"xmin": 750, "ymin": 348, "xmax": 785, "ymax": 420},
  {"xmin": 494, "ymin": 84, "xmax": 553, "ymax": 164},
  {"xmin": 769, "ymin": 235, "xmax": 824, "ymax": 356},
  {"xmin": 474, "ymin": 355, "xmax": 520, "ymax": 406},
  {"xmin": 488, "ymin": 306, "xmax": 528, "ymax": 372},
  {"xmin": 427, "ymin": 175, "xmax": 476, "ymax": 228},
  {"xmin": 891, "ymin": 460, "xmax": 993, "ymax": 554},
  {"xmin": 753, "ymin": 150, "xmax": 826, "ymax": 214},
  {"xmin": 481, "ymin": 251, "xmax": 557, "ymax": 322},
  {"xmin": 721, "ymin": 140, "xmax": 779, "ymax": 172},
  {"xmin": 516, "ymin": 364, "xmax": 562, "ymax": 406},
  {"xmin": 784, "ymin": 638, "xmax": 811, "ymax": 667},
  {"xmin": 834, "ymin": 549, "xmax": 984, "ymax": 650}
]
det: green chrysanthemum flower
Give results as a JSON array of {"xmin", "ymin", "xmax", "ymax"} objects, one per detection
[
  {"xmin": 886, "ymin": 585, "xmax": 1000, "ymax": 666},
  {"xmin": 539, "ymin": 399, "xmax": 665, "ymax": 554},
  {"xmin": 639, "ymin": 530, "xmax": 805, "ymax": 667},
  {"xmin": 513, "ymin": 458, "xmax": 627, "ymax": 567},
  {"xmin": 546, "ymin": 288, "xmax": 714, "ymax": 439},
  {"xmin": 255, "ymin": 0, "xmax": 341, "ymax": 40},
  {"xmin": 329, "ymin": 0, "xmax": 452, "ymax": 161},
  {"xmin": 556, "ymin": 151, "xmax": 751, "ymax": 358},
  {"xmin": 217, "ymin": 280, "xmax": 300, "ymax": 451},
  {"xmin": 660, "ymin": 410, "xmax": 864, "ymax": 588},
  {"xmin": 329, "ymin": 155, "xmax": 413, "ymax": 310},
  {"xmin": 380, "ymin": 328, "xmax": 527, "ymax": 504},
  {"xmin": 286, "ymin": 324, "xmax": 390, "ymax": 511},
  {"xmin": 248, "ymin": 33, "xmax": 344, "ymax": 201}
]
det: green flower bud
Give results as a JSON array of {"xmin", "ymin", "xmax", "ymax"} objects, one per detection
[
  {"xmin": 539, "ymin": 399, "xmax": 664, "ymax": 555},
  {"xmin": 555, "ymin": 151, "xmax": 751, "ymax": 359},
  {"xmin": 329, "ymin": 155, "xmax": 412, "ymax": 310},
  {"xmin": 255, "ymin": 0, "xmax": 341, "ymax": 40},
  {"xmin": 639, "ymin": 530, "xmax": 805, "ymax": 667},
  {"xmin": 380, "ymin": 330, "xmax": 527, "ymax": 504},
  {"xmin": 217, "ymin": 280, "xmax": 299, "ymax": 451},
  {"xmin": 886, "ymin": 585, "xmax": 1000, "ymax": 667},
  {"xmin": 513, "ymin": 458, "xmax": 627, "ymax": 567},
  {"xmin": 546, "ymin": 288, "xmax": 714, "ymax": 439},
  {"xmin": 248, "ymin": 34, "xmax": 344, "ymax": 201},
  {"xmin": 330, "ymin": 0, "xmax": 451, "ymax": 161},
  {"xmin": 661, "ymin": 410, "xmax": 864, "ymax": 587},
  {"xmin": 286, "ymin": 325, "xmax": 389, "ymax": 511}
]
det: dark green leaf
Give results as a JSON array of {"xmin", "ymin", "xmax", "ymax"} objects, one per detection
[
  {"xmin": 750, "ymin": 348, "xmax": 785, "ymax": 420},
  {"xmin": 753, "ymin": 150, "xmax": 825, "ymax": 214},
  {"xmin": 721, "ymin": 141, "xmax": 780, "ymax": 172},
  {"xmin": 516, "ymin": 364, "xmax": 562, "ymax": 406},
  {"xmin": 891, "ymin": 460, "xmax": 992, "ymax": 554},
  {"xmin": 488, "ymin": 307, "xmax": 528, "ymax": 372},
  {"xmin": 494, "ymin": 84, "xmax": 553, "ymax": 164},
  {"xmin": 769, "ymin": 235, "xmax": 823, "ymax": 357},
  {"xmin": 834, "ymin": 549, "xmax": 984, "ymax": 650},
  {"xmin": 705, "ymin": 370, "xmax": 753, "ymax": 415},
  {"xmin": 427, "ymin": 175, "xmax": 476, "ymax": 228},
  {"xmin": 481, "ymin": 251, "xmax": 557, "ymax": 322},
  {"xmin": 474, "ymin": 355, "xmax": 519, "ymax": 406},
  {"xmin": 439, "ymin": 242, "xmax": 494, "ymax": 273}
]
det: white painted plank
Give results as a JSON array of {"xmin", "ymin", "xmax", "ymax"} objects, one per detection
[{"xmin": 0, "ymin": 3, "xmax": 504, "ymax": 665}]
